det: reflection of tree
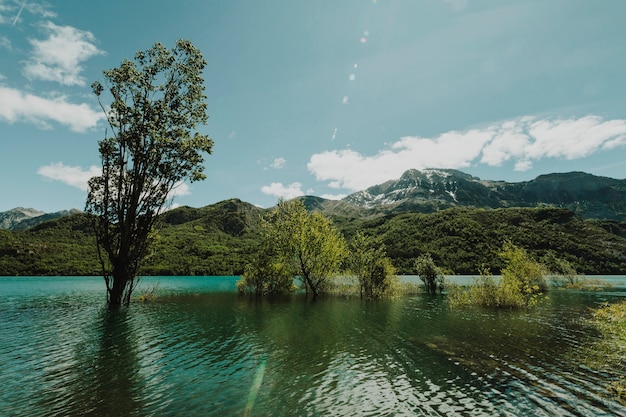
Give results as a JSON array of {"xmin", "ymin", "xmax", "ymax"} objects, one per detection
[
  {"xmin": 95, "ymin": 309, "xmax": 143, "ymax": 414},
  {"xmin": 233, "ymin": 295, "xmax": 406, "ymax": 415},
  {"xmin": 69, "ymin": 308, "xmax": 144, "ymax": 416}
]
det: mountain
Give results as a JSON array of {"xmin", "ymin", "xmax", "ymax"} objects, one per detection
[
  {"xmin": 0, "ymin": 199, "xmax": 266, "ymax": 276},
  {"xmin": 3, "ymin": 170, "xmax": 625, "ymax": 231},
  {"xmin": 342, "ymin": 169, "xmax": 626, "ymax": 220},
  {"xmin": 0, "ymin": 208, "xmax": 82, "ymax": 231},
  {"xmin": 0, "ymin": 207, "xmax": 44, "ymax": 229},
  {"xmin": 11, "ymin": 209, "xmax": 83, "ymax": 231}
]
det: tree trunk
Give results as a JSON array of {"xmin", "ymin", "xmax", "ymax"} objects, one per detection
[
  {"xmin": 302, "ymin": 270, "xmax": 318, "ymax": 299},
  {"xmin": 108, "ymin": 273, "xmax": 127, "ymax": 307},
  {"xmin": 107, "ymin": 262, "xmax": 133, "ymax": 307}
]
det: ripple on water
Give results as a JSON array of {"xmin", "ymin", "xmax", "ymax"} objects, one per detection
[{"xmin": 1, "ymin": 286, "xmax": 626, "ymax": 416}]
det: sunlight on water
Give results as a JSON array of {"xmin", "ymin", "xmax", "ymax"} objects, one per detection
[{"xmin": 1, "ymin": 276, "xmax": 625, "ymax": 416}]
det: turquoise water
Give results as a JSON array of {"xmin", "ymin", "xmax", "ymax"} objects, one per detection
[{"xmin": 1, "ymin": 276, "xmax": 625, "ymax": 416}]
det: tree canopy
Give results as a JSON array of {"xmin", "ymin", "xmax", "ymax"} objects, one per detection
[
  {"xmin": 251, "ymin": 199, "xmax": 348, "ymax": 298},
  {"xmin": 86, "ymin": 39, "xmax": 213, "ymax": 306},
  {"xmin": 348, "ymin": 231, "xmax": 397, "ymax": 299}
]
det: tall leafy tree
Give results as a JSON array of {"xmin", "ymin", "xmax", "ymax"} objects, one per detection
[
  {"xmin": 264, "ymin": 199, "xmax": 347, "ymax": 298},
  {"xmin": 86, "ymin": 40, "xmax": 213, "ymax": 306}
]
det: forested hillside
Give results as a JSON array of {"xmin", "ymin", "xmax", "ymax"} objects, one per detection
[
  {"xmin": 1, "ymin": 199, "xmax": 625, "ymax": 276},
  {"xmin": 345, "ymin": 207, "xmax": 626, "ymax": 274}
]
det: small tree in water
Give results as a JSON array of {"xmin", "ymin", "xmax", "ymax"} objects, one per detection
[
  {"xmin": 448, "ymin": 242, "xmax": 548, "ymax": 308},
  {"xmin": 348, "ymin": 231, "xmax": 397, "ymax": 300},
  {"xmin": 86, "ymin": 40, "xmax": 213, "ymax": 306},
  {"xmin": 261, "ymin": 199, "xmax": 347, "ymax": 298},
  {"xmin": 237, "ymin": 244, "xmax": 295, "ymax": 296},
  {"xmin": 414, "ymin": 253, "xmax": 445, "ymax": 295}
]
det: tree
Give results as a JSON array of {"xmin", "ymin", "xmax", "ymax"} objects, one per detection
[
  {"xmin": 236, "ymin": 243, "xmax": 295, "ymax": 296},
  {"xmin": 414, "ymin": 253, "xmax": 444, "ymax": 295},
  {"xmin": 86, "ymin": 40, "xmax": 213, "ymax": 306},
  {"xmin": 264, "ymin": 199, "xmax": 347, "ymax": 298},
  {"xmin": 499, "ymin": 241, "xmax": 548, "ymax": 304},
  {"xmin": 348, "ymin": 231, "xmax": 397, "ymax": 300},
  {"xmin": 448, "ymin": 242, "xmax": 548, "ymax": 309}
]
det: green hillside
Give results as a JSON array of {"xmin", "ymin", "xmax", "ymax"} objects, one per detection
[
  {"xmin": 350, "ymin": 207, "xmax": 626, "ymax": 274},
  {"xmin": 1, "ymin": 200, "xmax": 625, "ymax": 276}
]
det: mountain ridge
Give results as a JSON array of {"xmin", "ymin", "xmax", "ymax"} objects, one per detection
[
  {"xmin": 340, "ymin": 169, "xmax": 626, "ymax": 220},
  {"xmin": 0, "ymin": 208, "xmax": 82, "ymax": 230},
  {"xmin": 2, "ymin": 169, "xmax": 625, "ymax": 230}
]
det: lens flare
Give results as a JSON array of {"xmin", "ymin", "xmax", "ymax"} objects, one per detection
[{"xmin": 244, "ymin": 356, "xmax": 267, "ymax": 417}]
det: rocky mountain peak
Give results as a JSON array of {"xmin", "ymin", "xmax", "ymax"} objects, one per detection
[
  {"xmin": 0, "ymin": 207, "xmax": 45, "ymax": 230},
  {"xmin": 342, "ymin": 169, "xmax": 626, "ymax": 220},
  {"xmin": 0, "ymin": 208, "xmax": 82, "ymax": 231}
]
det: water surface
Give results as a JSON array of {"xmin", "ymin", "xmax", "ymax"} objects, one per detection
[{"xmin": 1, "ymin": 276, "xmax": 625, "ymax": 416}]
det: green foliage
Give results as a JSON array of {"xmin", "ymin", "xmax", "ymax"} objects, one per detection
[
  {"xmin": 360, "ymin": 207, "xmax": 626, "ymax": 275},
  {"xmin": 414, "ymin": 253, "xmax": 445, "ymax": 294},
  {"xmin": 236, "ymin": 245, "xmax": 295, "ymax": 296},
  {"xmin": 581, "ymin": 301, "xmax": 626, "ymax": 402},
  {"xmin": 449, "ymin": 243, "xmax": 548, "ymax": 309},
  {"xmin": 0, "ymin": 214, "xmax": 101, "ymax": 276},
  {"xmin": 448, "ymin": 266, "xmax": 496, "ymax": 307},
  {"xmin": 260, "ymin": 199, "xmax": 348, "ymax": 298},
  {"xmin": 500, "ymin": 241, "xmax": 548, "ymax": 296},
  {"xmin": 348, "ymin": 232, "xmax": 397, "ymax": 300},
  {"xmin": 86, "ymin": 40, "xmax": 212, "ymax": 305}
]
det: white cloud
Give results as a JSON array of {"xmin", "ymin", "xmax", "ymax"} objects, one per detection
[
  {"xmin": 37, "ymin": 162, "xmax": 101, "ymax": 191},
  {"xmin": 308, "ymin": 115, "xmax": 626, "ymax": 190},
  {"xmin": 0, "ymin": 1, "xmax": 56, "ymax": 25},
  {"xmin": 481, "ymin": 116, "xmax": 626, "ymax": 171},
  {"xmin": 24, "ymin": 21, "xmax": 104, "ymax": 86},
  {"xmin": 0, "ymin": 36, "xmax": 11, "ymax": 49},
  {"xmin": 269, "ymin": 157, "xmax": 287, "ymax": 169},
  {"xmin": 320, "ymin": 193, "xmax": 347, "ymax": 200},
  {"xmin": 0, "ymin": 86, "xmax": 103, "ymax": 131},
  {"xmin": 38, "ymin": 164, "xmax": 195, "ymax": 205},
  {"xmin": 308, "ymin": 130, "xmax": 490, "ymax": 190},
  {"xmin": 169, "ymin": 181, "xmax": 191, "ymax": 197},
  {"xmin": 23, "ymin": 2, "xmax": 56, "ymax": 20},
  {"xmin": 261, "ymin": 182, "xmax": 304, "ymax": 199},
  {"xmin": 0, "ymin": 1, "xmax": 15, "ymax": 25}
]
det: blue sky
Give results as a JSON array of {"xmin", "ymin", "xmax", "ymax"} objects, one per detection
[{"xmin": 2, "ymin": 0, "xmax": 626, "ymax": 213}]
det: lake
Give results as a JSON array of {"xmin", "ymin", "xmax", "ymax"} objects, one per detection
[{"xmin": 1, "ymin": 276, "xmax": 625, "ymax": 416}]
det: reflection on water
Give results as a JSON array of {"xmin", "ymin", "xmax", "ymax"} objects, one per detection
[{"xmin": 1, "ymin": 276, "xmax": 625, "ymax": 416}]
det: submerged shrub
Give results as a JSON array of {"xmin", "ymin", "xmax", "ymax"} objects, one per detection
[
  {"xmin": 414, "ymin": 253, "xmax": 445, "ymax": 295},
  {"xmin": 449, "ymin": 242, "xmax": 548, "ymax": 309},
  {"xmin": 500, "ymin": 241, "xmax": 548, "ymax": 295},
  {"xmin": 136, "ymin": 282, "xmax": 160, "ymax": 302},
  {"xmin": 348, "ymin": 232, "xmax": 398, "ymax": 300},
  {"xmin": 236, "ymin": 248, "xmax": 295, "ymax": 296},
  {"xmin": 448, "ymin": 266, "xmax": 499, "ymax": 307},
  {"xmin": 581, "ymin": 301, "xmax": 626, "ymax": 403}
]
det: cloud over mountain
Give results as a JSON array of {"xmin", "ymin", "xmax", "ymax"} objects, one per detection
[{"xmin": 308, "ymin": 115, "xmax": 626, "ymax": 192}]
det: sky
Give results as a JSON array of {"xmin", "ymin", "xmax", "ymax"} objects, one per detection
[{"xmin": 2, "ymin": 0, "xmax": 626, "ymax": 213}]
